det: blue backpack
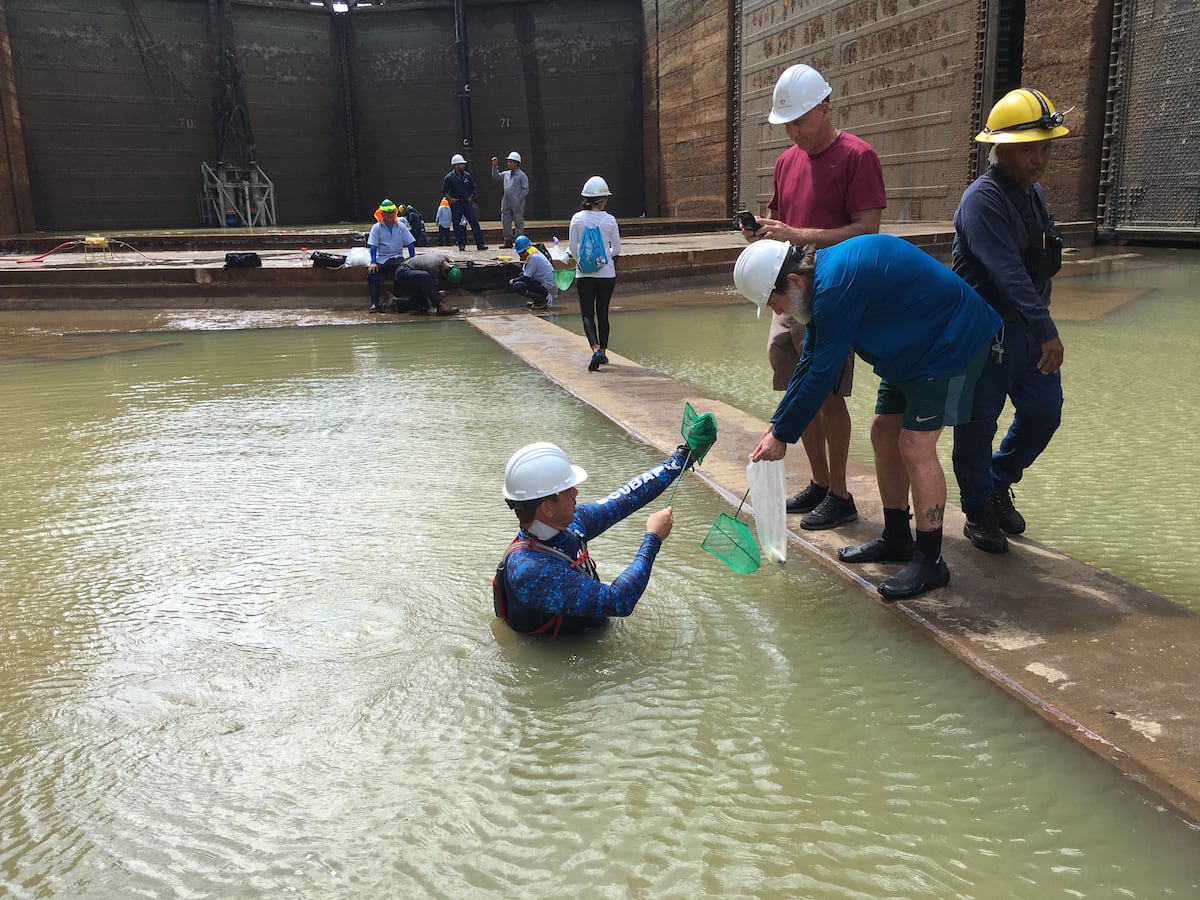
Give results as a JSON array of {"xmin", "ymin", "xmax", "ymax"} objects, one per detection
[{"xmin": 577, "ymin": 225, "xmax": 608, "ymax": 273}]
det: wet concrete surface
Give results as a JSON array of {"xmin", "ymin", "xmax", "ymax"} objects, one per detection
[{"xmin": 469, "ymin": 312, "xmax": 1200, "ymax": 828}]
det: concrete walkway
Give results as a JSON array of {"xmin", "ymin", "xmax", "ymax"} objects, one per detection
[{"xmin": 470, "ymin": 312, "xmax": 1200, "ymax": 826}]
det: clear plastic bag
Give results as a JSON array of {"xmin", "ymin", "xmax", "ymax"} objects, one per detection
[{"xmin": 746, "ymin": 459, "xmax": 787, "ymax": 566}]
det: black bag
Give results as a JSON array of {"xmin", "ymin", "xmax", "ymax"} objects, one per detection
[
  {"xmin": 310, "ymin": 251, "xmax": 346, "ymax": 269},
  {"xmin": 455, "ymin": 260, "xmax": 522, "ymax": 291},
  {"xmin": 224, "ymin": 252, "xmax": 262, "ymax": 269}
]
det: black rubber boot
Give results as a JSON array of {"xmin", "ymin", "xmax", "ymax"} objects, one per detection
[
  {"xmin": 837, "ymin": 507, "xmax": 914, "ymax": 563},
  {"xmin": 878, "ymin": 532, "xmax": 949, "ymax": 602},
  {"xmin": 878, "ymin": 556, "xmax": 950, "ymax": 601}
]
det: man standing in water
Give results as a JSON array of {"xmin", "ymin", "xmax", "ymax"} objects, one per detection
[
  {"xmin": 741, "ymin": 63, "xmax": 886, "ymax": 532},
  {"xmin": 952, "ymin": 88, "xmax": 1069, "ymax": 555},
  {"xmin": 494, "ymin": 442, "xmax": 691, "ymax": 637}
]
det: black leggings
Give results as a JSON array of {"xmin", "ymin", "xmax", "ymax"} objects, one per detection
[{"xmin": 577, "ymin": 276, "xmax": 616, "ymax": 350}]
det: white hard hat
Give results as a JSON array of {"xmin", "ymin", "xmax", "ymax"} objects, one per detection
[
  {"xmin": 450, "ymin": 153, "xmax": 468, "ymax": 165},
  {"xmin": 733, "ymin": 240, "xmax": 791, "ymax": 318},
  {"xmin": 581, "ymin": 175, "xmax": 611, "ymax": 198},
  {"xmin": 768, "ymin": 64, "xmax": 832, "ymax": 124},
  {"xmin": 506, "ymin": 151, "xmax": 522, "ymax": 163},
  {"xmin": 503, "ymin": 442, "xmax": 588, "ymax": 501}
]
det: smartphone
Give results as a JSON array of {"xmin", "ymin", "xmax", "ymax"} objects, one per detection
[{"xmin": 735, "ymin": 210, "xmax": 761, "ymax": 233}]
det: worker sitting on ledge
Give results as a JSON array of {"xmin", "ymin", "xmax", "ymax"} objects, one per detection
[{"xmin": 367, "ymin": 198, "xmax": 416, "ymax": 313}]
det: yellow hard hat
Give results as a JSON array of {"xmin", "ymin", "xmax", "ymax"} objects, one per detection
[{"xmin": 976, "ymin": 88, "xmax": 1071, "ymax": 143}]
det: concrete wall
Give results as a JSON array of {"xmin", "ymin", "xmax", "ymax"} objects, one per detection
[
  {"xmin": 1021, "ymin": 0, "xmax": 1113, "ymax": 225},
  {"xmin": 643, "ymin": 0, "xmax": 735, "ymax": 218},
  {"xmin": 737, "ymin": 0, "xmax": 982, "ymax": 224},
  {"xmin": 6, "ymin": 0, "xmax": 215, "ymax": 231},
  {"xmin": 3, "ymin": 0, "xmax": 643, "ymax": 231},
  {"xmin": 0, "ymin": 0, "xmax": 1131, "ymax": 233},
  {"xmin": 0, "ymin": 3, "xmax": 34, "ymax": 233}
]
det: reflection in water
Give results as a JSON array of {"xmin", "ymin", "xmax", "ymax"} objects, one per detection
[{"xmin": 1, "ymin": 271, "xmax": 1199, "ymax": 896}]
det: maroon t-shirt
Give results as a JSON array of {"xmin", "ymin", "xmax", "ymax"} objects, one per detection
[{"xmin": 768, "ymin": 132, "xmax": 886, "ymax": 227}]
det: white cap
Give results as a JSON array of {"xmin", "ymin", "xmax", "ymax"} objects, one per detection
[
  {"xmin": 506, "ymin": 151, "xmax": 522, "ymax": 163},
  {"xmin": 450, "ymin": 153, "xmax": 468, "ymax": 165}
]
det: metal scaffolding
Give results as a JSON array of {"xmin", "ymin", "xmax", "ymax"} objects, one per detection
[{"xmin": 199, "ymin": 162, "xmax": 277, "ymax": 228}]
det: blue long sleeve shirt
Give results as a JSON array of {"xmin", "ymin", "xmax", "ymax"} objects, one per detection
[
  {"xmin": 441, "ymin": 169, "xmax": 477, "ymax": 203},
  {"xmin": 502, "ymin": 449, "xmax": 688, "ymax": 634},
  {"xmin": 952, "ymin": 171, "xmax": 1058, "ymax": 343},
  {"xmin": 771, "ymin": 234, "xmax": 1002, "ymax": 444},
  {"xmin": 521, "ymin": 250, "xmax": 556, "ymax": 298}
]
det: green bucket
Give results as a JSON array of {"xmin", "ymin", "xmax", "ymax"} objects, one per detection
[{"xmin": 702, "ymin": 512, "xmax": 761, "ymax": 575}]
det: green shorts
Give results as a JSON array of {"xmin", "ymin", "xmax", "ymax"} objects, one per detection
[{"xmin": 874, "ymin": 346, "xmax": 988, "ymax": 431}]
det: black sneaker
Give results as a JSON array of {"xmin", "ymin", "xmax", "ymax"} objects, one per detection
[
  {"xmin": 800, "ymin": 492, "xmax": 857, "ymax": 530},
  {"xmin": 878, "ymin": 556, "xmax": 950, "ymax": 602},
  {"xmin": 588, "ymin": 350, "xmax": 603, "ymax": 372},
  {"xmin": 786, "ymin": 481, "xmax": 828, "ymax": 514},
  {"xmin": 435, "ymin": 305, "xmax": 461, "ymax": 317},
  {"xmin": 837, "ymin": 537, "xmax": 915, "ymax": 564},
  {"xmin": 963, "ymin": 503, "xmax": 1008, "ymax": 553},
  {"xmin": 991, "ymin": 483, "xmax": 1026, "ymax": 535}
]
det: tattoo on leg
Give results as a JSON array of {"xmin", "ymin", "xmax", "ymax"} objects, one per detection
[{"xmin": 927, "ymin": 504, "xmax": 944, "ymax": 528}]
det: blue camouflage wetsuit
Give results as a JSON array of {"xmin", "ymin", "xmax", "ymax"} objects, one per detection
[{"xmin": 501, "ymin": 448, "xmax": 689, "ymax": 635}]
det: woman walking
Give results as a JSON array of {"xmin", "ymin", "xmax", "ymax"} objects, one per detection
[{"xmin": 569, "ymin": 176, "xmax": 621, "ymax": 372}]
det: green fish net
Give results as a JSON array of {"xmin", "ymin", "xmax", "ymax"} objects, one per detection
[
  {"xmin": 702, "ymin": 512, "xmax": 761, "ymax": 575},
  {"xmin": 680, "ymin": 401, "xmax": 718, "ymax": 465}
]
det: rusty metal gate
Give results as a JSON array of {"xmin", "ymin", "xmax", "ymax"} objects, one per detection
[
  {"xmin": 1098, "ymin": 0, "xmax": 1200, "ymax": 238},
  {"xmin": 736, "ymin": 0, "xmax": 988, "ymax": 224}
]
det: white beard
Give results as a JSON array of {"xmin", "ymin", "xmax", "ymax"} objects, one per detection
[{"xmin": 786, "ymin": 284, "xmax": 812, "ymax": 324}]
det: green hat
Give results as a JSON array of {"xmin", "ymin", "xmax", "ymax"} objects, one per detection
[
  {"xmin": 447, "ymin": 266, "xmax": 462, "ymax": 285},
  {"xmin": 379, "ymin": 199, "xmax": 398, "ymax": 213}
]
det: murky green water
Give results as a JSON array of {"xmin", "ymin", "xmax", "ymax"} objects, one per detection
[{"xmin": 2, "ymin": 265, "xmax": 1199, "ymax": 897}]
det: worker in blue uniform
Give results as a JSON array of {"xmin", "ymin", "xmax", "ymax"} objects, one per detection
[
  {"xmin": 441, "ymin": 154, "xmax": 488, "ymax": 252},
  {"xmin": 952, "ymin": 87, "xmax": 1070, "ymax": 555}
]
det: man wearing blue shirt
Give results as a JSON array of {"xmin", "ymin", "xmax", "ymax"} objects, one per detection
[
  {"xmin": 441, "ymin": 154, "xmax": 488, "ymax": 252},
  {"xmin": 952, "ymin": 88, "xmax": 1069, "ymax": 554},
  {"xmin": 735, "ymin": 235, "xmax": 1002, "ymax": 601},
  {"xmin": 509, "ymin": 235, "xmax": 556, "ymax": 309},
  {"xmin": 366, "ymin": 199, "xmax": 415, "ymax": 313},
  {"xmin": 367, "ymin": 200, "xmax": 459, "ymax": 316},
  {"xmin": 496, "ymin": 442, "xmax": 687, "ymax": 637}
]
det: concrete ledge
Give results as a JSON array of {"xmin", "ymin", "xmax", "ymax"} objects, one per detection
[{"xmin": 469, "ymin": 311, "xmax": 1200, "ymax": 826}]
